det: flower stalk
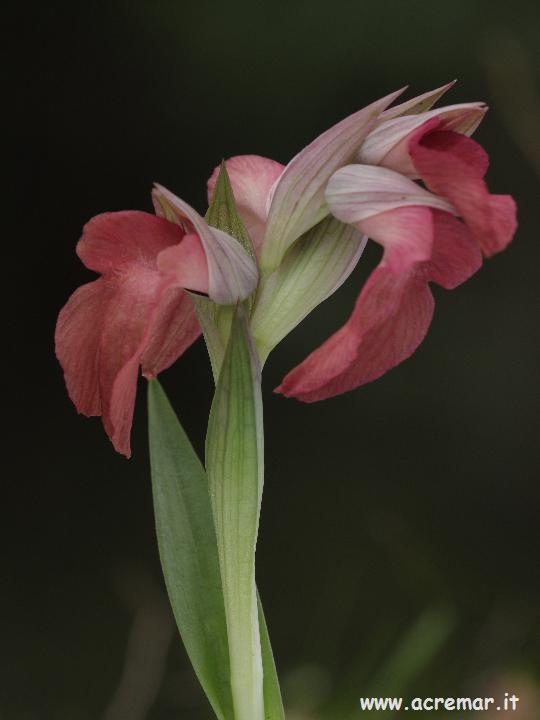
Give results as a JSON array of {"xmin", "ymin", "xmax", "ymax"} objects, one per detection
[{"xmin": 206, "ymin": 307, "xmax": 265, "ymax": 720}]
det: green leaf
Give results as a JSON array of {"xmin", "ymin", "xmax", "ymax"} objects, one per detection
[
  {"xmin": 147, "ymin": 379, "xmax": 234, "ymax": 720},
  {"xmin": 206, "ymin": 306, "xmax": 265, "ymax": 720},
  {"xmin": 258, "ymin": 593, "xmax": 286, "ymax": 720}
]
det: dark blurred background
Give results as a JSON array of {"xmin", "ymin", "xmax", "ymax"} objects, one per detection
[{"xmin": 7, "ymin": 1, "xmax": 540, "ymax": 718}]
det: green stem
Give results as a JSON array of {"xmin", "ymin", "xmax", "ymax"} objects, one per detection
[{"xmin": 206, "ymin": 309, "xmax": 265, "ymax": 720}]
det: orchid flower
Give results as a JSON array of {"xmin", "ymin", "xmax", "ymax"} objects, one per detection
[
  {"xmin": 206, "ymin": 89, "xmax": 404, "ymax": 362},
  {"xmin": 277, "ymin": 118, "xmax": 517, "ymax": 401},
  {"xmin": 207, "ymin": 84, "xmax": 516, "ymax": 401},
  {"xmin": 55, "ymin": 193, "xmax": 258, "ymax": 457}
]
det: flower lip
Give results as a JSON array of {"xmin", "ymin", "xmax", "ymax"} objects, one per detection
[
  {"xmin": 55, "ymin": 210, "xmax": 202, "ymax": 457},
  {"xmin": 408, "ymin": 126, "xmax": 517, "ymax": 257}
]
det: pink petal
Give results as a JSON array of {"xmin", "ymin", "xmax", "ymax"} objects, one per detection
[
  {"xmin": 105, "ymin": 354, "xmax": 142, "ymax": 459},
  {"xmin": 156, "ymin": 233, "xmax": 209, "ymax": 294},
  {"xmin": 58, "ymin": 211, "xmax": 206, "ymax": 458},
  {"xmin": 276, "ymin": 209, "xmax": 483, "ymax": 403},
  {"xmin": 276, "ymin": 265, "xmax": 435, "ymax": 402},
  {"xmin": 140, "ymin": 288, "xmax": 201, "ymax": 378},
  {"xmin": 55, "ymin": 278, "xmax": 111, "ymax": 417},
  {"xmin": 261, "ymin": 88, "xmax": 406, "ymax": 271},
  {"xmin": 207, "ymin": 155, "xmax": 285, "ymax": 252},
  {"xmin": 410, "ymin": 130, "xmax": 517, "ymax": 256},
  {"xmin": 487, "ymin": 195, "xmax": 518, "ymax": 257},
  {"xmin": 77, "ymin": 211, "xmax": 186, "ymax": 273},
  {"xmin": 57, "ymin": 265, "xmax": 199, "ymax": 457},
  {"xmin": 106, "ymin": 282, "xmax": 201, "ymax": 455},
  {"xmin": 358, "ymin": 206, "xmax": 434, "ymax": 274},
  {"xmin": 98, "ymin": 267, "xmax": 170, "ymax": 457},
  {"xmin": 152, "ymin": 184, "xmax": 258, "ymax": 303}
]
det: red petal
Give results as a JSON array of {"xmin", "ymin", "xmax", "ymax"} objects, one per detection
[
  {"xmin": 98, "ymin": 267, "xmax": 169, "ymax": 457},
  {"xmin": 57, "ymin": 267, "xmax": 199, "ymax": 457},
  {"xmin": 429, "ymin": 210, "xmax": 482, "ymax": 289},
  {"xmin": 414, "ymin": 127, "xmax": 490, "ymax": 176},
  {"xmin": 55, "ymin": 278, "xmax": 111, "ymax": 417},
  {"xmin": 277, "ymin": 209, "xmax": 483, "ymax": 402},
  {"xmin": 100, "ymin": 271, "xmax": 202, "ymax": 457},
  {"xmin": 141, "ymin": 288, "xmax": 201, "ymax": 378},
  {"xmin": 104, "ymin": 354, "xmax": 141, "ymax": 459},
  {"xmin": 410, "ymin": 130, "xmax": 517, "ymax": 256},
  {"xmin": 58, "ymin": 212, "xmax": 204, "ymax": 457},
  {"xmin": 77, "ymin": 211, "xmax": 186, "ymax": 273},
  {"xmin": 486, "ymin": 194, "xmax": 518, "ymax": 257},
  {"xmin": 276, "ymin": 265, "xmax": 434, "ymax": 402}
]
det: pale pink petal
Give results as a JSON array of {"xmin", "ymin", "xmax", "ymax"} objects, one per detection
[
  {"xmin": 55, "ymin": 278, "xmax": 111, "ymax": 417},
  {"xmin": 380, "ymin": 81, "xmax": 456, "ymax": 120},
  {"xmin": 77, "ymin": 211, "xmax": 186, "ymax": 273},
  {"xmin": 326, "ymin": 164, "xmax": 454, "ymax": 224},
  {"xmin": 207, "ymin": 155, "xmax": 285, "ymax": 252},
  {"xmin": 157, "ymin": 233, "xmax": 209, "ymax": 293},
  {"xmin": 276, "ymin": 265, "xmax": 435, "ymax": 402},
  {"xmin": 261, "ymin": 88, "xmax": 406, "ymax": 271},
  {"xmin": 410, "ymin": 130, "xmax": 517, "ymax": 256},
  {"xmin": 152, "ymin": 184, "xmax": 258, "ymax": 303},
  {"xmin": 359, "ymin": 104, "xmax": 487, "ymax": 177}
]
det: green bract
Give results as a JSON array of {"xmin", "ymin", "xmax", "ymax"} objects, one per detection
[
  {"xmin": 251, "ymin": 216, "xmax": 366, "ymax": 364},
  {"xmin": 193, "ymin": 163, "xmax": 257, "ymax": 380}
]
